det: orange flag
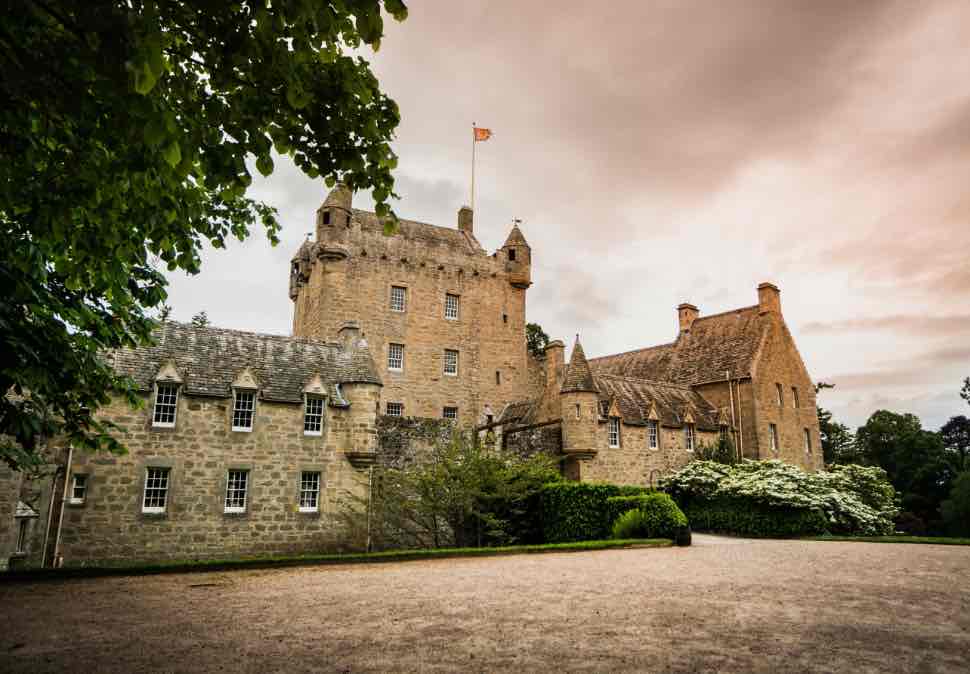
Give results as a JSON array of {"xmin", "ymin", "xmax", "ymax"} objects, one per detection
[{"xmin": 474, "ymin": 127, "xmax": 493, "ymax": 142}]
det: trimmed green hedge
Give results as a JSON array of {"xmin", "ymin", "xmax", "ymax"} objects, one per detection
[
  {"xmin": 683, "ymin": 498, "xmax": 828, "ymax": 538},
  {"xmin": 610, "ymin": 493, "xmax": 688, "ymax": 540},
  {"xmin": 540, "ymin": 482, "xmax": 651, "ymax": 542}
]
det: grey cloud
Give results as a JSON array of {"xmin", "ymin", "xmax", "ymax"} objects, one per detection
[{"xmin": 802, "ymin": 315, "xmax": 970, "ymax": 337}]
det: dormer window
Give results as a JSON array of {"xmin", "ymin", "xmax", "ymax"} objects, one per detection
[
  {"xmin": 152, "ymin": 383, "xmax": 179, "ymax": 428},
  {"xmin": 232, "ymin": 389, "xmax": 256, "ymax": 432},
  {"xmin": 508, "ymin": 248, "xmax": 516, "ymax": 261},
  {"xmin": 647, "ymin": 420, "xmax": 659, "ymax": 449},
  {"xmin": 608, "ymin": 417, "xmax": 620, "ymax": 448},
  {"xmin": 304, "ymin": 396, "xmax": 325, "ymax": 436}
]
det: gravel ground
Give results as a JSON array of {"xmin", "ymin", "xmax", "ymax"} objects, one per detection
[{"xmin": 1, "ymin": 536, "xmax": 968, "ymax": 673}]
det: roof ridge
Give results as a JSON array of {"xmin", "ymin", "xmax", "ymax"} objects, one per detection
[
  {"xmin": 351, "ymin": 208, "xmax": 463, "ymax": 237},
  {"xmin": 691, "ymin": 304, "xmax": 760, "ymax": 322},
  {"xmin": 594, "ymin": 372, "xmax": 695, "ymax": 390},
  {"xmin": 161, "ymin": 322, "xmax": 340, "ymax": 349},
  {"xmin": 588, "ymin": 341, "xmax": 675, "ymax": 363}
]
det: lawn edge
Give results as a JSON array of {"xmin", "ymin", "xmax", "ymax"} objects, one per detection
[
  {"xmin": 1, "ymin": 538, "xmax": 673, "ymax": 582},
  {"xmin": 805, "ymin": 535, "xmax": 970, "ymax": 546}
]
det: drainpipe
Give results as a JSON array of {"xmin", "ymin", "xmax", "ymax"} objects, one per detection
[
  {"xmin": 41, "ymin": 442, "xmax": 58, "ymax": 568},
  {"xmin": 726, "ymin": 371, "xmax": 739, "ymax": 461},
  {"xmin": 365, "ymin": 465, "xmax": 373, "ymax": 553},
  {"xmin": 51, "ymin": 444, "xmax": 73, "ymax": 568},
  {"xmin": 735, "ymin": 380, "xmax": 745, "ymax": 459}
]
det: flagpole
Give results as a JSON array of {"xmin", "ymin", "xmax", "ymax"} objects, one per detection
[{"xmin": 470, "ymin": 122, "xmax": 476, "ymax": 212}]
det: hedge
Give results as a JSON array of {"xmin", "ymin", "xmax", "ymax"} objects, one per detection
[
  {"xmin": 682, "ymin": 498, "xmax": 829, "ymax": 538},
  {"xmin": 540, "ymin": 482, "xmax": 651, "ymax": 542},
  {"xmin": 609, "ymin": 493, "xmax": 688, "ymax": 541}
]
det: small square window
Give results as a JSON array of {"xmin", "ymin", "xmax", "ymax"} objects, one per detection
[
  {"xmin": 390, "ymin": 285, "xmax": 407, "ymax": 312},
  {"xmin": 685, "ymin": 424, "xmax": 695, "ymax": 452},
  {"xmin": 304, "ymin": 396, "xmax": 324, "ymax": 435},
  {"xmin": 444, "ymin": 349, "xmax": 459, "ymax": 376},
  {"xmin": 388, "ymin": 343, "xmax": 405, "ymax": 371},
  {"xmin": 443, "ymin": 406, "xmax": 458, "ymax": 420},
  {"xmin": 445, "ymin": 293, "xmax": 460, "ymax": 320},
  {"xmin": 299, "ymin": 471, "xmax": 320, "ymax": 512},
  {"xmin": 70, "ymin": 474, "xmax": 87, "ymax": 504},
  {"xmin": 225, "ymin": 470, "xmax": 249, "ymax": 513},
  {"xmin": 232, "ymin": 390, "xmax": 256, "ymax": 431},
  {"xmin": 647, "ymin": 421, "xmax": 659, "ymax": 449},
  {"xmin": 608, "ymin": 417, "xmax": 620, "ymax": 448},
  {"xmin": 770, "ymin": 423, "xmax": 779, "ymax": 454},
  {"xmin": 152, "ymin": 384, "xmax": 179, "ymax": 427},
  {"xmin": 143, "ymin": 467, "xmax": 170, "ymax": 513},
  {"xmin": 386, "ymin": 402, "xmax": 404, "ymax": 417}
]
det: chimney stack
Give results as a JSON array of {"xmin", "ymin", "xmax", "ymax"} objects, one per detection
[
  {"xmin": 458, "ymin": 206, "xmax": 473, "ymax": 235},
  {"xmin": 677, "ymin": 303, "xmax": 699, "ymax": 334},
  {"xmin": 544, "ymin": 340, "xmax": 565, "ymax": 389},
  {"xmin": 757, "ymin": 282, "xmax": 781, "ymax": 314}
]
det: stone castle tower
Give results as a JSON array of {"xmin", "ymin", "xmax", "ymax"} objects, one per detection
[{"xmin": 290, "ymin": 184, "xmax": 534, "ymax": 425}]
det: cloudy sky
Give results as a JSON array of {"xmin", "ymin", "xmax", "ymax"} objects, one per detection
[{"xmin": 166, "ymin": 0, "xmax": 970, "ymax": 431}]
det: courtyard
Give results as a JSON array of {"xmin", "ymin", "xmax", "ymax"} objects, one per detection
[{"xmin": 1, "ymin": 536, "xmax": 968, "ymax": 673}]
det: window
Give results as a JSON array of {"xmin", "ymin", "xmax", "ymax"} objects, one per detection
[
  {"xmin": 443, "ymin": 406, "xmax": 458, "ymax": 420},
  {"xmin": 388, "ymin": 343, "xmax": 404, "ymax": 371},
  {"xmin": 575, "ymin": 403, "xmax": 581, "ymax": 420},
  {"xmin": 70, "ymin": 474, "xmax": 87, "ymax": 504},
  {"xmin": 647, "ymin": 421, "xmax": 658, "ymax": 449},
  {"xmin": 508, "ymin": 248, "xmax": 516, "ymax": 261},
  {"xmin": 142, "ymin": 467, "xmax": 170, "ymax": 514},
  {"xmin": 495, "ymin": 370, "xmax": 501, "ymax": 385},
  {"xmin": 389, "ymin": 285, "xmax": 407, "ymax": 312},
  {"xmin": 608, "ymin": 417, "xmax": 620, "ymax": 448},
  {"xmin": 769, "ymin": 423, "xmax": 779, "ymax": 454},
  {"xmin": 445, "ymin": 293, "xmax": 460, "ymax": 320},
  {"xmin": 16, "ymin": 519, "xmax": 27, "ymax": 554},
  {"xmin": 502, "ymin": 313, "xmax": 508, "ymax": 324},
  {"xmin": 299, "ymin": 471, "xmax": 320, "ymax": 512},
  {"xmin": 386, "ymin": 401, "xmax": 404, "ymax": 417},
  {"xmin": 720, "ymin": 425, "xmax": 729, "ymax": 442},
  {"xmin": 444, "ymin": 349, "xmax": 459, "ymax": 376},
  {"xmin": 152, "ymin": 383, "xmax": 179, "ymax": 427},
  {"xmin": 232, "ymin": 390, "xmax": 255, "ymax": 431},
  {"xmin": 792, "ymin": 387, "xmax": 800, "ymax": 409},
  {"xmin": 322, "ymin": 210, "xmax": 331, "ymax": 225},
  {"xmin": 804, "ymin": 428, "xmax": 812, "ymax": 454},
  {"xmin": 304, "ymin": 396, "xmax": 324, "ymax": 436},
  {"xmin": 225, "ymin": 470, "xmax": 249, "ymax": 513},
  {"xmin": 775, "ymin": 383, "xmax": 784, "ymax": 407},
  {"xmin": 685, "ymin": 424, "xmax": 695, "ymax": 452}
]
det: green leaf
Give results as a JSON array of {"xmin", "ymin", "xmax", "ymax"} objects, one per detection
[
  {"xmin": 162, "ymin": 141, "xmax": 181, "ymax": 167},
  {"xmin": 132, "ymin": 60, "xmax": 157, "ymax": 95},
  {"xmin": 255, "ymin": 154, "xmax": 274, "ymax": 177}
]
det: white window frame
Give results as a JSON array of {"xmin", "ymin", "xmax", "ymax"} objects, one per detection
[
  {"xmin": 387, "ymin": 343, "xmax": 404, "ymax": 372},
  {"xmin": 647, "ymin": 420, "xmax": 658, "ymax": 449},
  {"xmin": 443, "ymin": 406, "xmax": 458, "ymax": 420},
  {"xmin": 304, "ymin": 395, "xmax": 325, "ymax": 436},
  {"xmin": 299, "ymin": 471, "xmax": 321, "ymax": 513},
  {"xmin": 389, "ymin": 285, "xmax": 407, "ymax": 312},
  {"xmin": 386, "ymin": 401, "xmax": 404, "ymax": 417},
  {"xmin": 792, "ymin": 387, "xmax": 800, "ymax": 409},
  {"xmin": 444, "ymin": 349, "xmax": 459, "ymax": 376},
  {"xmin": 444, "ymin": 293, "xmax": 460, "ymax": 320},
  {"xmin": 608, "ymin": 417, "xmax": 620, "ymax": 448},
  {"xmin": 70, "ymin": 474, "xmax": 87, "ymax": 504},
  {"xmin": 232, "ymin": 389, "xmax": 256, "ymax": 432},
  {"xmin": 225, "ymin": 469, "xmax": 249, "ymax": 513},
  {"xmin": 770, "ymin": 423, "xmax": 779, "ymax": 453},
  {"xmin": 685, "ymin": 424, "xmax": 695, "ymax": 452},
  {"xmin": 142, "ymin": 467, "xmax": 170, "ymax": 514},
  {"xmin": 152, "ymin": 383, "xmax": 179, "ymax": 428},
  {"xmin": 804, "ymin": 428, "xmax": 812, "ymax": 454}
]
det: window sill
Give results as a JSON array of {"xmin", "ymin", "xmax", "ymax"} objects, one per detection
[
  {"xmin": 231, "ymin": 427, "xmax": 254, "ymax": 433},
  {"xmin": 298, "ymin": 508, "xmax": 320, "ymax": 516},
  {"xmin": 223, "ymin": 510, "xmax": 248, "ymax": 517},
  {"xmin": 67, "ymin": 499, "xmax": 85, "ymax": 507},
  {"xmin": 303, "ymin": 431, "xmax": 323, "ymax": 437}
]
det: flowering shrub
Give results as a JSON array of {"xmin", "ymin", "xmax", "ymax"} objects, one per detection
[{"xmin": 661, "ymin": 460, "xmax": 898, "ymax": 536}]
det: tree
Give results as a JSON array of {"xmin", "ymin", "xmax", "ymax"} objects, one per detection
[
  {"xmin": 940, "ymin": 415, "xmax": 970, "ymax": 471},
  {"xmin": 190, "ymin": 311, "xmax": 209, "ymax": 328},
  {"xmin": 961, "ymin": 377, "xmax": 970, "ymax": 407},
  {"xmin": 526, "ymin": 322, "xmax": 550, "ymax": 358},
  {"xmin": 1, "ymin": 1, "xmax": 407, "ymax": 470},
  {"xmin": 814, "ymin": 383, "xmax": 857, "ymax": 464},
  {"xmin": 941, "ymin": 471, "xmax": 970, "ymax": 537}
]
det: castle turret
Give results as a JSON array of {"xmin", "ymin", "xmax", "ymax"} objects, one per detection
[
  {"xmin": 316, "ymin": 182, "xmax": 353, "ymax": 242},
  {"xmin": 501, "ymin": 222, "xmax": 531, "ymax": 288},
  {"xmin": 560, "ymin": 337, "xmax": 599, "ymax": 478}
]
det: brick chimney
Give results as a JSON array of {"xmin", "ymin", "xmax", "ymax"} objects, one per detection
[
  {"xmin": 458, "ymin": 206, "xmax": 473, "ymax": 235},
  {"xmin": 757, "ymin": 282, "xmax": 781, "ymax": 314},
  {"xmin": 544, "ymin": 340, "xmax": 565, "ymax": 389},
  {"xmin": 677, "ymin": 303, "xmax": 699, "ymax": 334}
]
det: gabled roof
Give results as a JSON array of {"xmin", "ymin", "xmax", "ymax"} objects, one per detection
[
  {"xmin": 594, "ymin": 374, "xmax": 720, "ymax": 431},
  {"xmin": 561, "ymin": 340, "xmax": 597, "ymax": 393},
  {"xmin": 106, "ymin": 323, "xmax": 382, "ymax": 404},
  {"xmin": 589, "ymin": 305, "xmax": 769, "ymax": 385}
]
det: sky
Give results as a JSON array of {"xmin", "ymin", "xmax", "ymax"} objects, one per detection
[{"xmin": 165, "ymin": 0, "xmax": 970, "ymax": 431}]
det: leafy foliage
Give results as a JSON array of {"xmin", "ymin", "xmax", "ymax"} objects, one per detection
[
  {"xmin": 940, "ymin": 415, "xmax": 970, "ymax": 471},
  {"xmin": 682, "ymin": 499, "xmax": 829, "ymax": 538},
  {"xmin": 609, "ymin": 493, "xmax": 687, "ymax": 540},
  {"xmin": 661, "ymin": 460, "xmax": 898, "ymax": 536},
  {"xmin": 190, "ymin": 311, "xmax": 209, "ymax": 328},
  {"xmin": 525, "ymin": 322, "xmax": 550, "ymax": 358},
  {"xmin": 1, "ymin": 1, "xmax": 407, "ymax": 469},
  {"xmin": 694, "ymin": 434, "xmax": 738, "ymax": 465},
  {"xmin": 540, "ymin": 482, "xmax": 650, "ymax": 542},
  {"xmin": 941, "ymin": 471, "xmax": 970, "ymax": 537}
]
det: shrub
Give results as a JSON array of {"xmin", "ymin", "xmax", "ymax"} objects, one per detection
[
  {"xmin": 941, "ymin": 471, "xmax": 970, "ymax": 537},
  {"xmin": 683, "ymin": 498, "xmax": 829, "ymax": 537},
  {"xmin": 540, "ymin": 482, "xmax": 650, "ymax": 542},
  {"xmin": 610, "ymin": 493, "xmax": 688, "ymax": 540}
]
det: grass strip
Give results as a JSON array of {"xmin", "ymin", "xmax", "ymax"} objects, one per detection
[
  {"xmin": 1, "ymin": 538, "xmax": 672, "ymax": 583},
  {"xmin": 807, "ymin": 535, "xmax": 970, "ymax": 546}
]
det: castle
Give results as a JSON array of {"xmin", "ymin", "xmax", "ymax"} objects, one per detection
[{"xmin": 1, "ymin": 185, "xmax": 821, "ymax": 568}]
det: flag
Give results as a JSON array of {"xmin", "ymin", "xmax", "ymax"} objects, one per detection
[{"xmin": 474, "ymin": 126, "xmax": 493, "ymax": 142}]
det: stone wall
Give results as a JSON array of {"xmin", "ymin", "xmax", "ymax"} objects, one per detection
[
  {"xmin": 0, "ymin": 463, "xmax": 22, "ymax": 571},
  {"xmin": 58, "ymin": 389, "xmax": 377, "ymax": 566},
  {"xmin": 501, "ymin": 422, "xmax": 562, "ymax": 461},
  {"xmin": 376, "ymin": 415, "xmax": 456, "ymax": 469}
]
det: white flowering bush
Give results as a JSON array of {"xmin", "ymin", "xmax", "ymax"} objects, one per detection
[{"xmin": 661, "ymin": 460, "xmax": 898, "ymax": 536}]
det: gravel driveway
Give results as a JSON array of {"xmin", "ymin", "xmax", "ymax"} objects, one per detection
[{"xmin": 2, "ymin": 536, "xmax": 968, "ymax": 673}]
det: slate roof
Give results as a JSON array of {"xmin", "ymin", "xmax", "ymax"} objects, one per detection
[
  {"xmin": 497, "ymin": 399, "xmax": 538, "ymax": 427},
  {"xmin": 594, "ymin": 374, "xmax": 720, "ymax": 431},
  {"xmin": 561, "ymin": 340, "xmax": 597, "ymax": 393},
  {"xmin": 351, "ymin": 209, "xmax": 485, "ymax": 256},
  {"xmin": 503, "ymin": 224, "xmax": 530, "ymax": 248},
  {"xmin": 589, "ymin": 305, "xmax": 768, "ymax": 385},
  {"xmin": 106, "ymin": 322, "xmax": 382, "ymax": 404}
]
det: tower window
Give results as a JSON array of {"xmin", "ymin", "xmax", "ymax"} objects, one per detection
[
  {"xmin": 444, "ymin": 349, "xmax": 459, "ymax": 376},
  {"xmin": 388, "ymin": 343, "xmax": 405, "ymax": 371},
  {"xmin": 804, "ymin": 428, "xmax": 812, "ymax": 454},
  {"xmin": 575, "ymin": 403, "xmax": 581, "ymax": 420},
  {"xmin": 508, "ymin": 248, "xmax": 516, "ymax": 261},
  {"xmin": 445, "ymin": 293, "xmax": 460, "ymax": 320},
  {"xmin": 16, "ymin": 519, "xmax": 28, "ymax": 554},
  {"xmin": 323, "ymin": 210, "xmax": 331, "ymax": 225},
  {"xmin": 346, "ymin": 213, "xmax": 351, "ymax": 226},
  {"xmin": 502, "ymin": 313, "xmax": 508, "ymax": 324},
  {"xmin": 389, "ymin": 285, "xmax": 407, "ymax": 312},
  {"xmin": 792, "ymin": 387, "xmax": 800, "ymax": 409},
  {"xmin": 775, "ymin": 383, "xmax": 784, "ymax": 407},
  {"xmin": 495, "ymin": 371, "xmax": 501, "ymax": 385},
  {"xmin": 770, "ymin": 423, "xmax": 779, "ymax": 454}
]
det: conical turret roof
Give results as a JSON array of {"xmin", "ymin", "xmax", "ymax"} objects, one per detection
[
  {"xmin": 561, "ymin": 337, "xmax": 597, "ymax": 393},
  {"xmin": 503, "ymin": 223, "xmax": 529, "ymax": 248}
]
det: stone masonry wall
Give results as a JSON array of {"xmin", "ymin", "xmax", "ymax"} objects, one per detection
[
  {"xmin": 0, "ymin": 463, "xmax": 22, "ymax": 571},
  {"xmin": 59, "ymin": 390, "xmax": 376, "ymax": 566},
  {"xmin": 376, "ymin": 415, "xmax": 455, "ymax": 469}
]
